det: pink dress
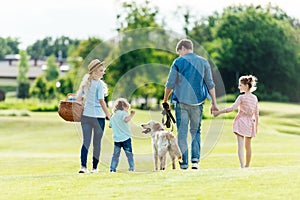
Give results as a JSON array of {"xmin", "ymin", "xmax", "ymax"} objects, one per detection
[{"xmin": 225, "ymin": 94, "xmax": 259, "ymax": 137}]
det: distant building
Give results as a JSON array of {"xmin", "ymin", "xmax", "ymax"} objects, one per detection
[
  {"xmin": 0, "ymin": 54, "xmax": 69, "ymax": 85},
  {"xmin": 4, "ymin": 54, "xmax": 21, "ymax": 66}
]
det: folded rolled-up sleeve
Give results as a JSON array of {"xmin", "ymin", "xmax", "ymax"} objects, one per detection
[
  {"xmin": 204, "ymin": 60, "xmax": 215, "ymax": 90},
  {"xmin": 165, "ymin": 61, "xmax": 178, "ymax": 89}
]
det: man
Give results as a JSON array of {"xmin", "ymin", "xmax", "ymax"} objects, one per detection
[{"xmin": 163, "ymin": 39, "xmax": 218, "ymax": 170}]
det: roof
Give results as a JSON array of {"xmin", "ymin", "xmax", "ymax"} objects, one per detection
[{"xmin": 0, "ymin": 60, "xmax": 68, "ymax": 79}]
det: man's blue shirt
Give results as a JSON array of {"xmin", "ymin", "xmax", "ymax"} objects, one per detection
[{"xmin": 165, "ymin": 53, "xmax": 215, "ymax": 104}]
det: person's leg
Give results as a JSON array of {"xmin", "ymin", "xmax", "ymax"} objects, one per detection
[
  {"xmin": 236, "ymin": 134, "xmax": 245, "ymax": 168},
  {"xmin": 92, "ymin": 118, "xmax": 105, "ymax": 169},
  {"xmin": 245, "ymin": 137, "xmax": 252, "ymax": 167},
  {"xmin": 80, "ymin": 116, "xmax": 93, "ymax": 168},
  {"xmin": 123, "ymin": 138, "xmax": 134, "ymax": 171},
  {"xmin": 110, "ymin": 142, "xmax": 121, "ymax": 172},
  {"xmin": 175, "ymin": 103, "xmax": 189, "ymax": 169},
  {"xmin": 189, "ymin": 104, "xmax": 203, "ymax": 166}
]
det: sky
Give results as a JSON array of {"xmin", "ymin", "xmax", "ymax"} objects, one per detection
[{"xmin": 1, "ymin": 0, "xmax": 300, "ymax": 49}]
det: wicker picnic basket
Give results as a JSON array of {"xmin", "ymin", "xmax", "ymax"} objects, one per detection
[{"xmin": 58, "ymin": 93, "xmax": 84, "ymax": 122}]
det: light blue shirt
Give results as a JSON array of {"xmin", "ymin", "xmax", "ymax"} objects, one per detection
[
  {"xmin": 109, "ymin": 110, "xmax": 132, "ymax": 142},
  {"xmin": 78, "ymin": 80, "xmax": 105, "ymax": 118},
  {"xmin": 165, "ymin": 53, "xmax": 215, "ymax": 104}
]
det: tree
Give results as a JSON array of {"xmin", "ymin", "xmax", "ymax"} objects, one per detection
[
  {"xmin": 68, "ymin": 37, "xmax": 112, "ymax": 93},
  {"xmin": 0, "ymin": 37, "xmax": 20, "ymax": 59},
  {"xmin": 30, "ymin": 76, "xmax": 48, "ymax": 100},
  {"xmin": 26, "ymin": 37, "xmax": 52, "ymax": 61},
  {"xmin": 190, "ymin": 4, "xmax": 300, "ymax": 102},
  {"xmin": 189, "ymin": 12, "xmax": 219, "ymax": 47},
  {"xmin": 17, "ymin": 50, "xmax": 30, "ymax": 99},
  {"xmin": 52, "ymin": 36, "xmax": 80, "ymax": 59},
  {"xmin": 45, "ymin": 54, "xmax": 59, "ymax": 81},
  {"xmin": 27, "ymin": 36, "xmax": 79, "ymax": 66},
  {"xmin": 57, "ymin": 76, "xmax": 73, "ymax": 95},
  {"xmin": 106, "ymin": 0, "xmax": 176, "ymax": 108}
]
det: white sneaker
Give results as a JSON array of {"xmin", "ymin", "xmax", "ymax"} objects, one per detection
[
  {"xmin": 191, "ymin": 163, "xmax": 199, "ymax": 170},
  {"xmin": 78, "ymin": 166, "xmax": 88, "ymax": 173},
  {"xmin": 91, "ymin": 168, "xmax": 99, "ymax": 173}
]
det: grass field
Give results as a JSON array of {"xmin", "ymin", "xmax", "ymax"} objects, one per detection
[{"xmin": 0, "ymin": 102, "xmax": 299, "ymax": 199}]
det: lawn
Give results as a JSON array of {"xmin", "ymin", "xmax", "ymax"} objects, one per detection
[{"xmin": 0, "ymin": 102, "xmax": 299, "ymax": 199}]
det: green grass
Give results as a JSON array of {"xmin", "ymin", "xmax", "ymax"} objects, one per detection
[{"xmin": 0, "ymin": 102, "xmax": 299, "ymax": 199}]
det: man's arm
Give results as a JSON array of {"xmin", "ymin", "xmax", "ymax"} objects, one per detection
[
  {"xmin": 209, "ymin": 87, "xmax": 218, "ymax": 113},
  {"xmin": 163, "ymin": 88, "xmax": 173, "ymax": 103}
]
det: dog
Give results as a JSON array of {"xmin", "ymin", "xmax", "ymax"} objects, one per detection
[{"xmin": 141, "ymin": 120, "xmax": 182, "ymax": 170}]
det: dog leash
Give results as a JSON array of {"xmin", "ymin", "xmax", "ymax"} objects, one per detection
[{"xmin": 162, "ymin": 102, "xmax": 176, "ymax": 132}]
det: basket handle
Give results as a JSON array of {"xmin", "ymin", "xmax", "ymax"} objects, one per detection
[{"xmin": 66, "ymin": 93, "xmax": 76, "ymax": 101}]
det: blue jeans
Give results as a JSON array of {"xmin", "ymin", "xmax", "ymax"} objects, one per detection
[
  {"xmin": 110, "ymin": 138, "xmax": 134, "ymax": 172},
  {"xmin": 175, "ymin": 103, "xmax": 203, "ymax": 169},
  {"xmin": 80, "ymin": 115, "xmax": 105, "ymax": 169}
]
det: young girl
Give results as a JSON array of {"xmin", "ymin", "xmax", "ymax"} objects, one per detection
[
  {"xmin": 76, "ymin": 59, "xmax": 111, "ymax": 173},
  {"xmin": 213, "ymin": 75, "xmax": 259, "ymax": 168},
  {"xmin": 109, "ymin": 98, "xmax": 135, "ymax": 172}
]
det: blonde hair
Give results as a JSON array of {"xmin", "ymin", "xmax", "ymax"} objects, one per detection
[
  {"xmin": 113, "ymin": 98, "xmax": 130, "ymax": 113},
  {"xmin": 77, "ymin": 65, "xmax": 108, "ymax": 98},
  {"xmin": 239, "ymin": 75, "xmax": 258, "ymax": 92}
]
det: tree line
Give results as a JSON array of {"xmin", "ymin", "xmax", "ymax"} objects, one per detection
[{"xmin": 1, "ymin": 1, "xmax": 300, "ymax": 103}]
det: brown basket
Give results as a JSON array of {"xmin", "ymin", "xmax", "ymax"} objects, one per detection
[{"xmin": 58, "ymin": 94, "xmax": 84, "ymax": 122}]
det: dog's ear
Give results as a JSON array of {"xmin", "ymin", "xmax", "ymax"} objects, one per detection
[{"xmin": 153, "ymin": 123, "xmax": 162, "ymax": 131}]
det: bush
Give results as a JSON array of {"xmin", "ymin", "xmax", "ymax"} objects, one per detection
[
  {"xmin": 17, "ymin": 82, "xmax": 30, "ymax": 99},
  {"xmin": 29, "ymin": 104, "xmax": 58, "ymax": 112},
  {"xmin": 58, "ymin": 76, "xmax": 74, "ymax": 95},
  {"xmin": 0, "ymin": 98, "xmax": 59, "ymax": 112},
  {"xmin": 256, "ymin": 91, "xmax": 289, "ymax": 102},
  {"xmin": 0, "ymin": 85, "xmax": 16, "ymax": 92}
]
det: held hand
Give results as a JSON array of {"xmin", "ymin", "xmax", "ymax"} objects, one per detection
[
  {"xmin": 212, "ymin": 110, "xmax": 220, "ymax": 117},
  {"xmin": 106, "ymin": 114, "xmax": 111, "ymax": 120},
  {"xmin": 210, "ymin": 104, "xmax": 218, "ymax": 115}
]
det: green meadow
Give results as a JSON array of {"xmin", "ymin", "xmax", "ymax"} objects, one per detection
[{"xmin": 0, "ymin": 102, "xmax": 299, "ymax": 199}]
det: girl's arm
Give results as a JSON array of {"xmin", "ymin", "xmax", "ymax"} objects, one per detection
[
  {"xmin": 213, "ymin": 95, "xmax": 241, "ymax": 117},
  {"xmin": 212, "ymin": 108, "xmax": 226, "ymax": 117},
  {"xmin": 99, "ymin": 99, "xmax": 111, "ymax": 119},
  {"xmin": 124, "ymin": 110, "xmax": 135, "ymax": 122}
]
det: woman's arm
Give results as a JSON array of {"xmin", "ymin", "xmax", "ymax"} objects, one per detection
[
  {"xmin": 76, "ymin": 96, "xmax": 83, "ymax": 104},
  {"xmin": 99, "ymin": 99, "xmax": 111, "ymax": 119}
]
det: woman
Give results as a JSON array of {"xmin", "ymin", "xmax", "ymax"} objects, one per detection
[{"xmin": 76, "ymin": 59, "xmax": 111, "ymax": 173}]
